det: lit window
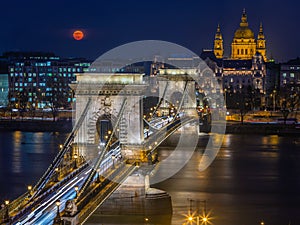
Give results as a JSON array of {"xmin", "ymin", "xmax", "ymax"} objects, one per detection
[
  {"xmin": 290, "ymin": 73, "xmax": 295, "ymax": 78},
  {"xmin": 282, "ymin": 73, "xmax": 287, "ymax": 78}
]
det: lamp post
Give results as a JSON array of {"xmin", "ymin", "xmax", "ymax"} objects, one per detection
[
  {"xmin": 186, "ymin": 199, "xmax": 209, "ymax": 225},
  {"xmin": 55, "ymin": 167, "xmax": 59, "ymax": 182},
  {"xmin": 27, "ymin": 185, "xmax": 32, "ymax": 198},
  {"xmin": 224, "ymin": 88, "xmax": 227, "ymax": 107},
  {"xmin": 73, "ymin": 154, "xmax": 78, "ymax": 169},
  {"xmin": 53, "ymin": 200, "xmax": 61, "ymax": 224},
  {"xmin": 3, "ymin": 200, "xmax": 10, "ymax": 223},
  {"xmin": 74, "ymin": 186, "xmax": 79, "ymax": 199}
]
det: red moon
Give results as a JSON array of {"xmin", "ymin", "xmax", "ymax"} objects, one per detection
[{"xmin": 73, "ymin": 30, "xmax": 84, "ymax": 40}]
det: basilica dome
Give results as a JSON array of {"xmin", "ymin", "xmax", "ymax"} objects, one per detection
[
  {"xmin": 234, "ymin": 27, "xmax": 254, "ymax": 39},
  {"xmin": 233, "ymin": 9, "xmax": 254, "ymax": 39}
]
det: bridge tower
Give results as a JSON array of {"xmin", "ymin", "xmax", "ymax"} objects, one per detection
[
  {"xmin": 71, "ymin": 73, "xmax": 147, "ymax": 162},
  {"xmin": 157, "ymin": 69, "xmax": 197, "ymax": 118}
]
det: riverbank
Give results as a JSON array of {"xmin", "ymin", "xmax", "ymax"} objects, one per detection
[
  {"xmin": 0, "ymin": 118, "xmax": 299, "ymax": 135},
  {"xmin": 0, "ymin": 119, "xmax": 72, "ymax": 132},
  {"xmin": 225, "ymin": 122, "xmax": 300, "ymax": 135}
]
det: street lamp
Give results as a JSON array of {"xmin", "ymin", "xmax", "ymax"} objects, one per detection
[
  {"xmin": 74, "ymin": 186, "xmax": 79, "ymax": 199},
  {"xmin": 53, "ymin": 200, "xmax": 61, "ymax": 224},
  {"xmin": 73, "ymin": 154, "xmax": 78, "ymax": 169},
  {"xmin": 224, "ymin": 88, "xmax": 227, "ymax": 107},
  {"xmin": 3, "ymin": 200, "xmax": 10, "ymax": 223},
  {"xmin": 27, "ymin": 185, "xmax": 32, "ymax": 197},
  {"xmin": 186, "ymin": 199, "xmax": 211, "ymax": 225}
]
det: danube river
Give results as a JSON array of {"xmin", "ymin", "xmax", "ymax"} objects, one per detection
[{"xmin": 0, "ymin": 131, "xmax": 300, "ymax": 225}]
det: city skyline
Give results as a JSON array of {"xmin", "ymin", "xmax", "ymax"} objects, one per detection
[{"xmin": 1, "ymin": 0, "xmax": 300, "ymax": 62}]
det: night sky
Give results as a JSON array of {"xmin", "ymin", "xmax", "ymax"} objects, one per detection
[{"xmin": 1, "ymin": 0, "xmax": 299, "ymax": 62}]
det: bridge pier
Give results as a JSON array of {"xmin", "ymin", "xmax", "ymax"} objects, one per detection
[{"xmin": 85, "ymin": 171, "xmax": 172, "ymax": 224}]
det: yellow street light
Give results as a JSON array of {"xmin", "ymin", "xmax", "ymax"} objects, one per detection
[
  {"xmin": 202, "ymin": 217, "xmax": 208, "ymax": 222},
  {"xmin": 188, "ymin": 216, "xmax": 193, "ymax": 221},
  {"xmin": 4, "ymin": 200, "xmax": 9, "ymax": 205},
  {"xmin": 74, "ymin": 186, "xmax": 79, "ymax": 198},
  {"xmin": 108, "ymin": 130, "xmax": 112, "ymax": 135}
]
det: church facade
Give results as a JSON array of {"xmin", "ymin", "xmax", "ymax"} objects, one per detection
[
  {"xmin": 214, "ymin": 9, "xmax": 267, "ymax": 61},
  {"xmin": 201, "ymin": 9, "xmax": 268, "ymax": 109}
]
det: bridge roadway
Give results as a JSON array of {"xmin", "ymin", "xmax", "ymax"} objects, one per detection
[{"xmin": 11, "ymin": 147, "xmax": 121, "ymax": 225}]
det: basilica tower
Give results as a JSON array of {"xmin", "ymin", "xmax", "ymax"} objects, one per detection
[
  {"xmin": 256, "ymin": 23, "xmax": 267, "ymax": 61},
  {"xmin": 214, "ymin": 24, "xmax": 224, "ymax": 58},
  {"xmin": 231, "ymin": 9, "xmax": 257, "ymax": 60}
]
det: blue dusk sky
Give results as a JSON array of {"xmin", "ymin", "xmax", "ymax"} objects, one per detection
[{"xmin": 0, "ymin": 0, "xmax": 299, "ymax": 62}]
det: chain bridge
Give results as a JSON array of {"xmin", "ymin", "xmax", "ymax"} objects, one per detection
[{"xmin": 0, "ymin": 70, "xmax": 204, "ymax": 225}]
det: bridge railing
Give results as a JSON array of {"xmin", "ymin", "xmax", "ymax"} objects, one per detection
[
  {"xmin": 31, "ymin": 98, "xmax": 92, "ymax": 199},
  {"xmin": 78, "ymin": 163, "xmax": 136, "ymax": 224},
  {"xmin": 145, "ymin": 116, "xmax": 197, "ymax": 154}
]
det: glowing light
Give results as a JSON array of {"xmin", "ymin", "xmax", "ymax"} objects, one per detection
[
  {"xmin": 73, "ymin": 30, "xmax": 84, "ymax": 41},
  {"xmin": 188, "ymin": 216, "xmax": 194, "ymax": 221}
]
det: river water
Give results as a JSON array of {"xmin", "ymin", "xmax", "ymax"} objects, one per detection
[{"xmin": 0, "ymin": 131, "xmax": 300, "ymax": 225}]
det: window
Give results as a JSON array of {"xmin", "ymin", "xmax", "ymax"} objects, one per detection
[
  {"xmin": 290, "ymin": 73, "xmax": 295, "ymax": 78},
  {"xmin": 245, "ymin": 49, "xmax": 248, "ymax": 55},
  {"xmin": 241, "ymin": 49, "xmax": 244, "ymax": 54},
  {"xmin": 237, "ymin": 49, "xmax": 240, "ymax": 55},
  {"xmin": 282, "ymin": 73, "xmax": 287, "ymax": 78}
]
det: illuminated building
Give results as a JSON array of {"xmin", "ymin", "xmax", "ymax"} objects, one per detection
[
  {"xmin": 214, "ymin": 9, "xmax": 267, "ymax": 61},
  {"xmin": 279, "ymin": 58, "xmax": 300, "ymax": 109},
  {"xmin": 0, "ymin": 57, "xmax": 9, "ymax": 106},
  {"xmin": 6, "ymin": 52, "xmax": 91, "ymax": 109},
  {"xmin": 203, "ymin": 9, "xmax": 269, "ymax": 109}
]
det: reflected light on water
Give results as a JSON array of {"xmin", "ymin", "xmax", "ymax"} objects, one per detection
[{"xmin": 12, "ymin": 131, "xmax": 22, "ymax": 173}]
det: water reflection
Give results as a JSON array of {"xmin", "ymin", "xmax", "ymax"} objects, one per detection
[
  {"xmin": 0, "ymin": 133, "xmax": 300, "ymax": 225},
  {"xmin": 0, "ymin": 131, "xmax": 68, "ymax": 202},
  {"xmin": 12, "ymin": 131, "xmax": 22, "ymax": 173}
]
